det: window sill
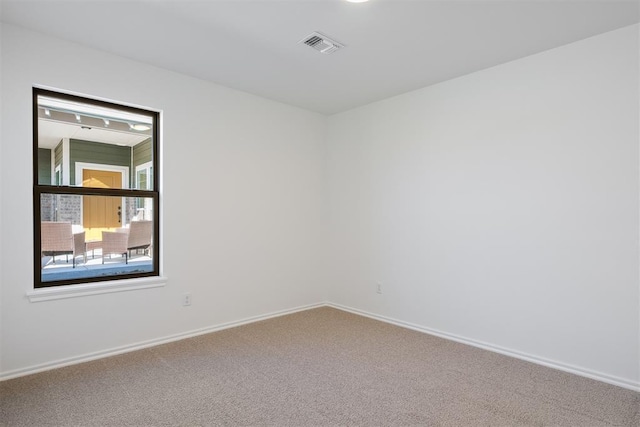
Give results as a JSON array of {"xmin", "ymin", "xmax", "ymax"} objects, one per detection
[{"xmin": 27, "ymin": 276, "xmax": 167, "ymax": 302}]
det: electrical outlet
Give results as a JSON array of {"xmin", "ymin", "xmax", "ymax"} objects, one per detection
[
  {"xmin": 182, "ymin": 293, "xmax": 192, "ymax": 306},
  {"xmin": 376, "ymin": 283, "xmax": 383, "ymax": 294}
]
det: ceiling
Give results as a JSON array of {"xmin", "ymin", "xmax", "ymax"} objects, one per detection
[
  {"xmin": 36, "ymin": 95, "xmax": 153, "ymax": 148},
  {"xmin": 38, "ymin": 120, "xmax": 150, "ymax": 149},
  {"xmin": 2, "ymin": 0, "xmax": 639, "ymax": 115}
]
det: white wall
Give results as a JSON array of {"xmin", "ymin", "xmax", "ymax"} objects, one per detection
[
  {"xmin": 326, "ymin": 25, "xmax": 639, "ymax": 387},
  {"xmin": 0, "ymin": 12, "xmax": 4, "ymax": 375},
  {"xmin": 1, "ymin": 21, "xmax": 638, "ymax": 390},
  {"xmin": 0, "ymin": 24, "xmax": 327, "ymax": 375}
]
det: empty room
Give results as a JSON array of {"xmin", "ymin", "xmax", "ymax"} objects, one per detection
[{"xmin": 0, "ymin": 0, "xmax": 639, "ymax": 425}]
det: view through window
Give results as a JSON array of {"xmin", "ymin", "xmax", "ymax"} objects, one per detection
[{"xmin": 33, "ymin": 88, "xmax": 159, "ymax": 288}]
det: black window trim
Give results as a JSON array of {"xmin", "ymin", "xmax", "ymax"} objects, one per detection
[{"xmin": 33, "ymin": 87, "xmax": 160, "ymax": 288}]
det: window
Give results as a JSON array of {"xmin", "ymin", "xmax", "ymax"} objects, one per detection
[
  {"xmin": 135, "ymin": 162, "xmax": 153, "ymax": 220},
  {"xmin": 33, "ymin": 88, "xmax": 160, "ymax": 288},
  {"xmin": 54, "ymin": 165, "xmax": 61, "ymax": 185}
]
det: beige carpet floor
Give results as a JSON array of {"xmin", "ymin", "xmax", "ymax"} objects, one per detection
[{"xmin": 1, "ymin": 306, "xmax": 639, "ymax": 426}]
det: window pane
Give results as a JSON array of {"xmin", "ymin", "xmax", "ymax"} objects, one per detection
[
  {"xmin": 134, "ymin": 162, "xmax": 152, "ymax": 191},
  {"xmin": 137, "ymin": 169, "xmax": 147, "ymax": 190},
  {"xmin": 40, "ymin": 194, "xmax": 154, "ymax": 284},
  {"xmin": 36, "ymin": 94, "xmax": 154, "ymax": 188}
]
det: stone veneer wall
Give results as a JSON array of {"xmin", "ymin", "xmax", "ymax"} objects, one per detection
[{"xmin": 40, "ymin": 194, "xmax": 81, "ymax": 224}]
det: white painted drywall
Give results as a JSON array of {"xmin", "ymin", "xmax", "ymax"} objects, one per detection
[
  {"xmin": 0, "ymin": 24, "xmax": 327, "ymax": 374},
  {"xmin": 0, "ymin": 14, "xmax": 4, "ymax": 375},
  {"xmin": 1, "ymin": 21, "xmax": 638, "ymax": 389},
  {"xmin": 326, "ymin": 25, "xmax": 639, "ymax": 385}
]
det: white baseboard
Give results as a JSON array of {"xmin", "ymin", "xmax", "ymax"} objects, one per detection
[
  {"xmin": 326, "ymin": 302, "xmax": 640, "ymax": 392},
  {"xmin": 0, "ymin": 302, "xmax": 325, "ymax": 382},
  {"xmin": 3, "ymin": 301, "xmax": 639, "ymax": 393}
]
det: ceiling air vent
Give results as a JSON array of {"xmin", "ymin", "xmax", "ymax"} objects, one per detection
[{"xmin": 300, "ymin": 32, "xmax": 344, "ymax": 54}]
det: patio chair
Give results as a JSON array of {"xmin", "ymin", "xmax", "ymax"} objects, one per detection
[
  {"xmin": 101, "ymin": 221, "xmax": 152, "ymax": 264},
  {"xmin": 127, "ymin": 220, "xmax": 153, "ymax": 256},
  {"xmin": 101, "ymin": 229, "xmax": 129, "ymax": 264},
  {"xmin": 41, "ymin": 222, "xmax": 86, "ymax": 268}
]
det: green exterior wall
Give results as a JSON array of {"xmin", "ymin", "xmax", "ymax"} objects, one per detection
[
  {"xmin": 69, "ymin": 139, "xmax": 130, "ymax": 185},
  {"xmin": 38, "ymin": 148, "xmax": 52, "ymax": 185},
  {"xmin": 133, "ymin": 138, "xmax": 152, "ymax": 167},
  {"xmin": 54, "ymin": 141, "xmax": 63, "ymax": 168}
]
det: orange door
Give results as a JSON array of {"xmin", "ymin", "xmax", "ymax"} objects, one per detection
[{"xmin": 83, "ymin": 169, "xmax": 122, "ymax": 241}]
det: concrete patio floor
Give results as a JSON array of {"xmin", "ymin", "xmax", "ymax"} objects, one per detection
[{"xmin": 41, "ymin": 250, "xmax": 153, "ymax": 282}]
